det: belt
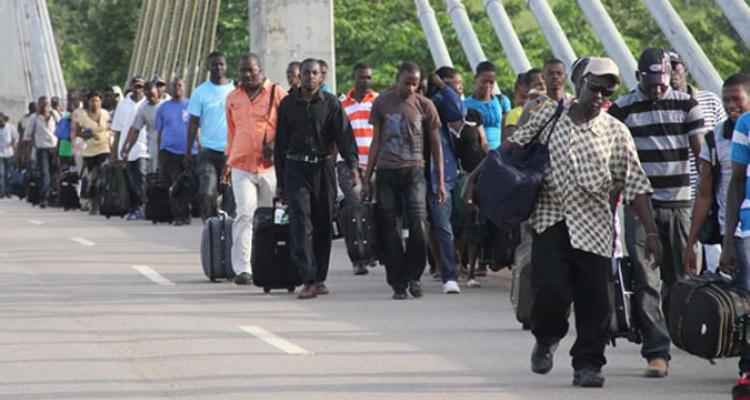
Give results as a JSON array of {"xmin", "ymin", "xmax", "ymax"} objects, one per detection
[{"xmin": 286, "ymin": 153, "xmax": 330, "ymax": 163}]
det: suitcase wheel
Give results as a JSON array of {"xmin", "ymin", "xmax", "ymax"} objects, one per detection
[
  {"xmin": 287, "ymin": 287, "xmax": 295, "ymax": 293},
  {"xmin": 263, "ymin": 287, "xmax": 271, "ymax": 294}
]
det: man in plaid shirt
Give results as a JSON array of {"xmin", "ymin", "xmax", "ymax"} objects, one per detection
[{"xmin": 508, "ymin": 57, "xmax": 661, "ymax": 388}]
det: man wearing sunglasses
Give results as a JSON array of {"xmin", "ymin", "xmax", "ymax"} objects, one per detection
[
  {"xmin": 509, "ymin": 57, "xmax": 659, "ymax": 388},
  {"xmin": 609, "ymin": 48, "xmax": 707, "ymax": 379},
  {"xmin": 112, "ymin": 77, "xmax": 146, "ymax": 164}
]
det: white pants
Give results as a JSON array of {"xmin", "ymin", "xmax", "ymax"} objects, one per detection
[
  {"xmin": 704, "ymin": 243, "xmax": 721, "ymax": 273},
  {"xmin": 231, "ymin": 168, "xmax": 276, "ymax": 275}
]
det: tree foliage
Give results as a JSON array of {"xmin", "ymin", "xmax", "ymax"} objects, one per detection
[{"xmin": 50, "ymin": 0, "xmax": 749, "ymax": 96}]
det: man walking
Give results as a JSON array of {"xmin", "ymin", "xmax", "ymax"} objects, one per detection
[
  {"xmin": 513, "ymin": 57, "xmax": 659, "ymax": 388},
  {"xmin": 340, "ymin": 63, "xmax": 378, "ymax": 275},
  {"xmin": 0, "ymin": 113, "xmax": 18, "ymax": 198},
  {"xmin": 28, "ymin": 96, "xmax": 59, "ymax": 208},
  {"xmin": 609, "ymin": 48, "xmax": 707, "ymax": 378},
  {"xmin": 111, "ymin": 77, "xmax": 146, "ymax": 163},
  {"xmin": 364, "ymin": 62, "xmax": 445, "ymax": 300},
  {"xmin": 155, "ymin": 78, "xmax": 196, "ymax": 226},
  {"xmin": 121, "ymin": 81, "xmax": 163, "ymax": 219},
  {"xmin": 186, "ymin": 51, "xmax": 235, "ymax": 221},
  {"xmin": 225, "ymin": 53, "xmax": 286, "ymax": 285},
  {"xmin": 275, "ymin": 58, "xmax": 360, "ymax": 300}
]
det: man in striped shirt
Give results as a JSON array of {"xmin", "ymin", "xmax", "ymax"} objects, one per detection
[
  {"xmin": 609, "ymin": 48, "xmax": 707, "ymax": 378},
  {"xmin": 340, "ymin": 63, "xmax": 378, "ymax": 275}
]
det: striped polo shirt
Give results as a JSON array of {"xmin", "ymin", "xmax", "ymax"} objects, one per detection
[
  {"xmin": 687, "ymin": 86, "xmax": 726, "ymax": 198},
  {"xmin": 730, "ymin": 112, "xmax": 750, "ymax": 237},
  {"xmin": 609, "ymin": 87, "xmax": 706, "ymax": 203},
  {"xmin": 341, "ymin": 89, "xmax": 378, "ymax": 168}
]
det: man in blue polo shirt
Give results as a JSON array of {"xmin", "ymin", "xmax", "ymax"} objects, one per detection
[{"xmin": 186, "ymin": 51, "xmax": 235, "ymax": 221}]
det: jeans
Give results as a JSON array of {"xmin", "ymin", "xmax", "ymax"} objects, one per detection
[
  {"xmin": 285, "ymin": 159, "xmax": 335, "ymax": 284},
  {"xmin": 735, "ymin": 237, "xmax": 750, "ymax": 373},
  {"xmin": 126, "ymin": 157, "xmax": 148, "ymax": 210},
  {"xmin": 626, "ymin": 206, "xmax": 699, "ymax": 361},
  {"xmin": 231, "ymin": 168, "xmax": 276, "ymax": 275},
  {"xmin": 428, "ymin": 189, "xmax": 457, "ymax": 283},
  {"xmin": 35, "ymin": 148, "xmax": 55, "ymax": 203},
  {"xmin": 376, "ymin": 167, "xmax": 428, "ymax": 292},
  {"xmin": 0, "ymin": 157, "xmax": 10, "ymax": 196},
  {"xmin": 531, "ymin": 222, "xmax": 610, "ymax": 370},
  {"xmin": 159, "ymin": 150, "xmax": 189, "ymax": 221},
  {"xmin": 196, "ymin": 149, "xmax": 227, "ymax": 220}
]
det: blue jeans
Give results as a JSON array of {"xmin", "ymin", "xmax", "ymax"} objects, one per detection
[
  {"xmin": 36, "ymin": 148, "xmax": 54, "ymax": 202},
  {"xmin": 735, "ymin": 237, "xmax": 750, "ymax": 373},
  {"xmin": 429, "ymin": 189, "xmax": 457, "ymax": 282},
  {"xmin": 126, "ymin": 157, "xmax": 148, "ymax": 210}
]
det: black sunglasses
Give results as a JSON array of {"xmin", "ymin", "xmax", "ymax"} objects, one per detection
[{"xmin": 587, "ymin": 82, "xmax": 615, "ymax": 98}]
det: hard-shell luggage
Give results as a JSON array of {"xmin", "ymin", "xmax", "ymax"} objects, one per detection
[
  {"xmin": 668, "ymin": 274, "xmax": 750, "ymax": 359},
  {"xmin": 609, "ymin": 257, "xmax": 641, "ymax": 344},
  {"xmin": 338, "ymin": 200, "xmax": 378, "ymax": 267},
  {"xmin": 200, "ymin": 211, "xmax": 235, "ymax": 281},
  {"xmin": 251, "ymin": 205, "xmax": 301, "ymax": 293},
  {"xmin": 145, "ymin": 173, "xmax": 173, "ymax": 224},
  {"xmin": 59, "ymin": 171, "xmax": 80, "ymax": 211},
  {"xmin": 98, "ymin": 163, "xmax": 131, "ymax": 218}
]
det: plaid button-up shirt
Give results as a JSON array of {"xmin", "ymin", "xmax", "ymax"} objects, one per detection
[{"xmin": 509, "ymin": 100, "xmax": 652, "ymax": 258}]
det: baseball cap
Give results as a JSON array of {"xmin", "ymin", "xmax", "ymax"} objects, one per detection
[
  {"xmin": 637, "ymin": 48, "xmax": 670, "ymax": 86},
  {"xmin": 667, "ymin": 49, "xmax": 683, "ymax": 66},
  {"xmin": 582, "ymin": 57, "xmax": 621, "ymax": 87},
  {"xmin": 111, "ymin": 85, "xmax": 123, "ymax": 98},
  {"xmin": 152, "ymin": 75, "xmax": 166, "ymax": 85}
]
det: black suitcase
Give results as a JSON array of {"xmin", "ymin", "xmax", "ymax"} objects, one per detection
[
  {"xmin": 145, "ymin": 173, "xmax": 173, "ymax": 224},
  {"xmin": 98, "ymin": 163, "xmax": 131, "ymax": 218},
  {"xmin": 9, "ymin": 168, "xmax": 26, "ymax": 199},
  {"xmin": 338, "ymin": 200, "xmax": 378, "ymax": 267},
  {"xmin": 251, "ymin": 205, "xmax": 301, "ymax": 293},
  {"xmin": 668, "ymin": 274, "xmax": 750, "ymax": 359},
  {"xmin": 25, "ymin": 169, "xmax": 41, "ymax": 206},
  {"xmin": 59, "ymin": 171, "xmax": 80, "ymax": 211},
  {"xmin": 200, "ymin": 212, "xmax": 235, "ymax": 282},
  {"xmin": 609, "ymin": 257, "xmax": 641, "ymax": 344}
]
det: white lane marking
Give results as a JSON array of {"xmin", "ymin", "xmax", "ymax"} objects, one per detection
[
  {"xmin": 28, "ymin": 219, "xmax": 44, "ymax": 225},
  {"xmin": 132, "ymin": 265, "xmax": 175, "ymax": 286},
  {"xmin": 70, "ymin": 237, "xmax": 95, "ymax": 246},
  {"xmin": 240, "ymin": 326, "xmax": 312, "ymax": 355}
]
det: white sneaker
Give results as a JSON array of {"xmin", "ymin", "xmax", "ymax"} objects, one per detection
[
  {"xmin": 443, "ymin": 280, "xmax": 461, "ymax": 294},
  {"xmin": 467, "ymin": 278, "xmax": 481, "ymax": 288}
]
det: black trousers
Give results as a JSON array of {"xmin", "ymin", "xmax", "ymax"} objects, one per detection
[
  {"xmin": 196, "ymin": 149, "xmax": 226, "ymax": 220},
  {"xmin": 376, "ymin": 167, "xmax": 428, "ymax": 292},
  {"xmin": 159, "ymin": 150, "xmax": 190, "ymax": 220},
  {"xmin": 531, "ymin": 221, "xmax": 611, "ymax": 370},
  {"xmin": 285, "ymin": 159, "xmax": 335, "ymax": 284}
]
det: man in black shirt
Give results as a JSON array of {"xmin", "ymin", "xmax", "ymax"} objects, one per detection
[{"xmin": 275, "ymin": 58, "xmax": 360, "ymax": 300}]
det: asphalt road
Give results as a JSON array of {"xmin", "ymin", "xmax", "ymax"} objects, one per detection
[{"xmin": 0, "ymin": 198, "xmax": 738, "ymax": 399}]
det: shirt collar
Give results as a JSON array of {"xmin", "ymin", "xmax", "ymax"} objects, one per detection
[
  {"xmin": 294, "ymin": 87, "xmax": 325, "ymax": 103},
  {"xmin": 345, "ymin": 89, "xmax": 377, "ymax": 103},
  {"xmin": 635, "ymin": 85, "xmax": 672, "ymax": 101}
]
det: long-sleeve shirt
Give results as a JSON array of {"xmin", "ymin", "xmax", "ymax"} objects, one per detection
[
  {"xmin": 509, "ymin": 99, "xmax": 652, "ymax": 258},
  {"xmin": 274, "ymin": 89, "xmax": 358, "ymax": 192}
]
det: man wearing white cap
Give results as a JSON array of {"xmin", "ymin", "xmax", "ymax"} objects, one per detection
[{"xmin": 510, "ymin": 57, "xmax": 660, "ymax": 388}]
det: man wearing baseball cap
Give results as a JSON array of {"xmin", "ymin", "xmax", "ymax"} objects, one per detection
[
  {"xmin": 510, "ymin": 56, "xmax": 658, "ymax": 388},
  {"xmin": 609, "ymin": 48, "xmax": 707, "ymax": 378}
]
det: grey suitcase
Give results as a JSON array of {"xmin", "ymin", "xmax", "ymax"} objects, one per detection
[{"xmin": 201, "ymin": 212, "xmax": 236, "ymax": 282}]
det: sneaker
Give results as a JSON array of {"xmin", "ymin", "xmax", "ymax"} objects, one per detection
[
  {"xmin": 467, "ymin": 278, "xmax": 481, "ymax": 288},
  {"xmin": 392, "ymin": 290, "xmax": 408, "ymax": 300},
  {"xmin": 531, "ymin": 340, "xmax": 559, "ymax": 374},
  {"xmin": 126, "ymin": 211, "xmax": 138, "ymax": 221},
  {"xmin": 733, "ymin": 373, "xmax": 750, "ymax": 400},
  {"xmin": 408, "ymin": 280, "xmax": 423, "ymax": 298},
  {"xmin": 316, "ymin": 282, "xmax": 330, "ymax": 295},
  {"xmin": 443, "ymin": 280, "xmax": 461, "ymax": 294},
  {"xmin": 573, "ymin": 368, "xmax": 605, "ymax": 388},
  {"xmin": 233, "ymin": 272, "xmax": 252, "ymax": 285},
  {"xmin": 644, "ymin": 358, "xmax": 669, "ymax": 378},
  {"xmin": 353, "ymin": 264, "xmax": 368, "ymax": 275}
]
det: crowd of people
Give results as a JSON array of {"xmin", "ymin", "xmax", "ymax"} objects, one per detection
[{"xmin": 2, "ymin": 47, "xmax": 750, "ymax": 395}]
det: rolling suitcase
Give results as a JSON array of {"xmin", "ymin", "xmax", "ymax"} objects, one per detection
[
  {"xmin": 98, "ymin": 163, "xmax": 131, "ymax": 218},
  {"xmin": 609, "ymin": 257, "xmax": 641, "ymax": 344},
  {"xmin": 668, "ymin": 274, "xmax": 750, "ymax": 359},
  {"xmin": 145, "ymin": 173, "xmax": 173, "ymax": 224},
  {"xmin": 9, "ymin": 168, "xmax": 26, "ymax": 199},
  {"xmin": 25, "ymin": 169, "xmax": 41, "ymax": 206},
  {"xmin": 251, "ymin": 204, "xmax": 301, "ymax": 293},
  {"xmin": 338, "ymin": 200, "xmax": 378, "ymax": 267},
  {"xmin": 59, "ymin": 171, "xmax": 80, "ymax": 211},
  {"xmin": 200, "ymin": 211, "xmax": 235, "ymax": 282}
]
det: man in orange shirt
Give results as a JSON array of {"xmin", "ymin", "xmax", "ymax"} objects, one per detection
[
  {"xmin": 225, "ymin": 53, "xmax": 286, "ymax": 285},
  {"xmin": 340, "ymin": 63, "xmax": 378, "ymax": 275}
]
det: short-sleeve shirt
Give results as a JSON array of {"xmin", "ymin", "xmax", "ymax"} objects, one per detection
[
  {"xmin": 111, "ymin": 94, "xmax": 146, "ymax": 160},
  {"xmin": 730, "ymin": 112, "xmax": 750, "ymax": 237},
  {"xmin": 187, "ymin": 80, "xmax": 235, "ymax": 152},
  {"xmin": 700, "ymin": 119, "xmax": 734, "ymax": 233},
  {"xmin": 127, "ymin": 101, "xmax": 163, "ymax": 161},
  {"xmin": 504, "ymin": 106, "xmax": 523, "ymax": 127},
  {"xmin": 369, "ymin": 90, "xmax": 441, "ymax": 170},
  {"xmin": 464, "ymin": 95, "xmax": 511, "ymax": 150},
  {"xmin": 0, "ymin": 124, "xmax": 18, "ymax": 158},
  {"xmin": 156, "ymin": 99, "xmax": 196, "ymax": 155}
]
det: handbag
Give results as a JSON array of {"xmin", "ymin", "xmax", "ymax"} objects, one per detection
[
  {"xmin": 699, "ymin": 129, "xmax": 723, "ymax": 244},
  {"xmin": 478, "ymin": 100, "xmax": 564, "ymax": 227}
]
